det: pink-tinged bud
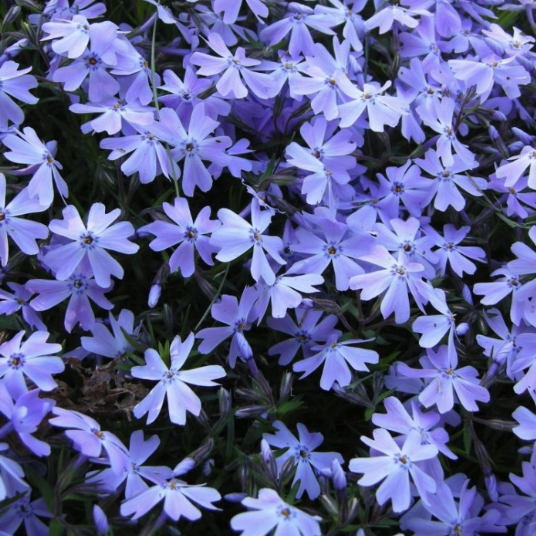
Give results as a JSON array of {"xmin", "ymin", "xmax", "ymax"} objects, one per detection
[{"xmin": 260, "ymin": 439, "xmax": 273, "ymax": 465}]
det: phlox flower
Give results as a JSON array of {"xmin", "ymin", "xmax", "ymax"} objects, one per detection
[
  {"xmin": 0, "ymin": 174, "xmax": 49, "ymax": 266},
  {"xmin": 263, "ymin": 420, "xmax": 344, "ymax": 499},
  {"xmin": 417, "ymin": 97, "xmax": 476, "ymax": 167},
  {"xmin": 0, "ymin": 330, "xmax": 63, "ymax": 399},
  {"xmin": 210, "ymin": 204, "xmax": 285, "ymax": 285},
  {"xmin": 267, "ymin": 308, "xmax": 338, "ymax": 365},
  {"xmin": 140, "ymin": 196, "xmax": 220, "ymax": 277},
  {"xmin": 397, "ymin": 345, "xmax": 490, "ymax": 414},
  {"xmin": 365, "ymin": 2, "xmax": 430, "ymax": 34},
  {"xmin": 349, "ymin": 429, "xmax": 438, "ymax": 513},
  {"xmin": 260, "ymin": 2, "xmax": 337, "ymax": 58},
  {"xmin": 288, "ymin": 39, "xmax": 359, "ymax": 121},
  {"xmin": 251, "ymin": 273, "xmax": 324, "ymax": 322},
  {"xmin": 27, "ymin": 258, "xmax": 114, "ymax": 333},
  {"xmin": 231, "ymin": 488, "xmax": 321, "ymax": 536},
  {"xmin": 0, "ymin": 492, "xmax": 52, "ymax": 536},
  {"xmin": 100, "ymin": 122, "xmax": 180, "ymax": 184},
  {"xmin": 425, "ymin": 224, "xmax": 486, "ymax": 277},
  {"xmin": 349, "ymin": 245, "xmax": 434, "ymax": 324},
  {"xmin": 414, "ymin": 149, "xmax": 486, "ymax": 212},
  {"xmin": 196, "ymin": 287, "xmax": 258, "ymax": 367},
  {"xmin": 337, "ymin": 81, "xmax": 407, "ymax": 132},
  {"xmin": 49, "ymin": 407, "xmax": 130, "ymax": 474},
  {"xmin": 403, "ymin": 478, "xmax": 505, "ymax": 535},
  {"xmin": 86, "ymin": 430, "xmax": 172, "ymax": 499},
  {"xmin": 120, "ymin": 457, "xmax": 221, "ymax": 522},
  {"xmin": 0, "ymin": 385, "xmax": 54, "ymax": 457},
  {"xmin": 40, "ymin": 14, "xmax": 92, "ymax": 58},
  {"xmin": 52, "ymin": 21, "xmax": 123, "ymax": 102},
  {"xmin": 0, "ymin": 61, "xmax": 38, "ymax": 128},
  {"xmin": 131, "ymin": 333, "xmax": 225, "ymax": 426},
  {"xmin": 213, "ymin": 0, "xmax": 268, "ymax": 23},
  {"xmin": 473, "ymin": 266, "xmax": 524, "ymax": 326},
  {"xmin": 0, "ymin": 282, "xmax": 45, "ymax": 330},
  {"xmin": 190, "ymin": 33, "xmax": 276, "ymax": 100},
  {"xmin": 43, "ymin": 203, "xmax": 139, "ymax": 288},
  {"xmin": 0, "ymin": 442, "xmax": 29, "ymax": 500},
  {"xmin": 316, "ymin": 0, "xmax": 366, "ymax": 52},
  {"xmin": 293, "ymin": 333, "xmax": 379, "ymax": 390},
  {"xmin": 2, "ymin": 127, "xmax": 67, "ymax": 206},
  {"xmin": 287, "ymin": 217, "xmax": 368, "ymax": 291},
  {"xmin": 149, "ymin": 106, "xmax": 232, "ymax": 196},
  {"xmin": 69, "ymin": 96, "xmax": 154, "ymax": 135},
  {"xmin": 372, "ymin": 397, "xmax": 457, "ymax": 461},
  {"xmin": 80, "ymin": 309, "xmax": 139, "ymax": 360}
]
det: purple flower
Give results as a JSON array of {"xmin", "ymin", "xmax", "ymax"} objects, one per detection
[
  {"xmin": 267, "ymin": 309, "xmax": 338, "ymax": 365},
  {"xmin": 349, "ymin": 429, "xmax": 438, "ymax": 513},
  {"xmin": 149, "ymin": 106, "xmax": 231, "ymax": 196},
  {"xmin": 52, "ymin": 21, "xmax": 122, "ymax": 102},
  {"xmin": 49, "ymin": 407, "xmax": 130, "ymax": 474},
  {"xmin": 2, "ymin": 127, "xmax": 67, "ymax": 206},
  {"xmin": 69, "ymin": 96, "xmax": 154, "ymax": 135},
  {"xmin": 337, "ymin": 81, "xmax": 407, "ymax": 132},
  {"xmin": 87, "ymin": 430, "xmax": 172, "ymax": 499},
  {"xmin": 349, "ymin": 245, "xmax": 432, "ymax": 324},
  {"xmin": 80, "ymin": 309, "xmax": 139, "ymax": 360},
  {"xmin": 0, "ymin": 175, "xmax": 49, "ymax": 266},
  {"xmin": 263, "ymin": 420, "xmax": 344, "ymax": 499},
  {"xmin": 213, "ymin": 0, "xmax": 268, "ymax": 23},
  {"xmin": 252, "ymin": 272, "xmax": 324, "ymax": 322},
  {"xmin": 0, "ymin": 385, "xmax": 55, "ymax": 457},
  {"xmin": 190, "ymin": 33, "xmax": 276, "ymax": 100},
  {"xmin": 0, "ymin": 330, "xmax": 63, "ymax": 399},
  {"xmin": 230, "ymin": 488, "xmax": 321, "ymax": 536},
  {"xmin": 210, "ymin": 204, "xmax": 285, "ymax": 285},
  {"xmin": 131, "ymin": 333, "xmax": 225, "ymax": 425},
  {"xmin": 404, "ymin": 478, "xmax": 505, "ymax": 535},
  {"xmin": 496, "ymin": 145, "xmax": 536, "ymax": 190},
  {"xmin": 0, "ymin": 492, "xmax": 52, "ymax": 536},
  {"xmin": 0, "ymin": 442, "xmax": 28, "ymax": 500},
  {"xmin": 293, "ymin": 333, "xmax": 379, "ymax": 390},
  {"xmin": 416, "ymin": 97, "xmax": 476, "ymax": 167},
  {"xmin": 397, "ymin": 345, "xmax": 490, "ymax": 414},
  {"xmin": 0, "ymin": 282, "xmax": 45, "ymax": 330},
  {"xmin": 196, "ymin": 286, "xmax": 258, "ymax": 367},
  {"xmin": 0, "ymin": 61, "xmax": 38, "ymax": 128},
  {"xmin": 287, "ymin": 217, "xmax": 368, "ymax": 291},
  {"xmin": 27, "ymin": 258, "xmax": 114, "ymax": 333},
  {"xmin": 141, "ymin": 197, "xmax": 220, "ymax": 277},
  {"xmin": 120, "ymin": 458, "xmax": 221, "ymax": 522},
  {"xmin": 40, "ymin": 14, "xmax": 92, "ymax": 58},
  {"xmin": 43, "ymin": 203, "xmax": 139, "ymax": 288}
]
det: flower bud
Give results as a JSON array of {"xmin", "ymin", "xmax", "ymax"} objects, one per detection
[
  {"xmin": 148, "ymin": 283, "xmax": 161, "ymax": 308},
  {"xmin": 93, "ymin": 505, "xmax": 110, "ymax": 536},
  {"xmin": 455, "ymin": 322, "xmax": 470, "ymax": 336}
]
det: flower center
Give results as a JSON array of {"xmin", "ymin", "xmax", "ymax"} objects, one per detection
[
  {"xmin": 0, "ymin": 212, "xmax": 4, "ymax": 222},
  {"xmin": 185, "ymin": 142, "xmax": 194, "ymax": 152},
  {"xmin": 328, "ymin": 246, "xmax": 337, "ymax": 255}
]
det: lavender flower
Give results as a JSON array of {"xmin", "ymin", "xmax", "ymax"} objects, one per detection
[
  {"xmin": 141, "ymin": 197, "xmax": 220, "ymax": 277},
  {"xmin": 349, "ymin": 429, "xmax": 438, "ymax": 513},
  {"xmin": 131, "ymin": 333, "xmax": 225, "ymax": 426},
  {"xmin": 263, "ymin": 420, "xmax": 344, "ymax": 499},
  {"xmin": 230, "ymin": 488, "xmax": 321, "ymax": 536},
  {"xmin": 0, "ymin": 330, "xmax": 63, "ymax": 399},
  {"xmin": 2, "ymin": 127, "xmax": 67, "ymax": 206},
  {"xmin": 0, "ymin": 175, "xmax": 49, "ymax": 266},
  {"xmin": 0, "ymin": 61, "xmax": 38, "ymax": 128},
  {"xmin": 120, "ymin": 457, "xmax": 221, "ymax": 522},
  {"xmin": 43, "ymin": 203, "xmax": 139, "ymax": 288}
]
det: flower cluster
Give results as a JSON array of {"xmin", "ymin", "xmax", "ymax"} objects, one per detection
[{"xmin": 0, "ymin": 0, "xmax": 534, "ymax": 534}]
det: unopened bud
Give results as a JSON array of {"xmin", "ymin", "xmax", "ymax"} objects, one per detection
[
  {"xmin": 173, "ymin": 457, "xmax": 195, "ymax": 477},
  {"xmin": 456, "ymin": 322, "xmax": 470, "ymax": 336},
  {"xmin": 279, "ymin": 372, "xmax": 293, "ymax": 401},
  {"xmin": 225, "ymin": 492, "xmax": 248, "ymax": 503},
  {"xmin": 148, "ymin": 283, "xmax": 161, "ymax": 308},
  {"xmin": 219, "ymin": 387, "xmax": 232, "ymax": 416},
  {"xmin": 189, "ymin": 438, "xmax": 214, "ymax": 465},
  {"xmin": 2, "ymin": 5, "xmax": 21, "ymax": 27},
  {"xmin": 93, "ymin": 505, "xmax": 110, "ymax": 536},
  {"xmin": 331, "ymin": 459, "xmax": 347, "ymax": 492},
  {"xmin": 279, "ymin": 455, "xmax": 296, "ymax": 483},
  {"xmin": 202, "ymin": 458, "xmax": 214, "ymax": 477},
  {"xmin": 235, "ymin": 405, "xmax": 271, "ymax": 418},
  {"xmin": 319, "ymin": 494, "xmax": 339, "ymax": 517}
]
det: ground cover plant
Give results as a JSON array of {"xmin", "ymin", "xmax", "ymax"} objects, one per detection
[{"xmin": 0, "ymin": 0, "xmax": 535, "ymax": 534}]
